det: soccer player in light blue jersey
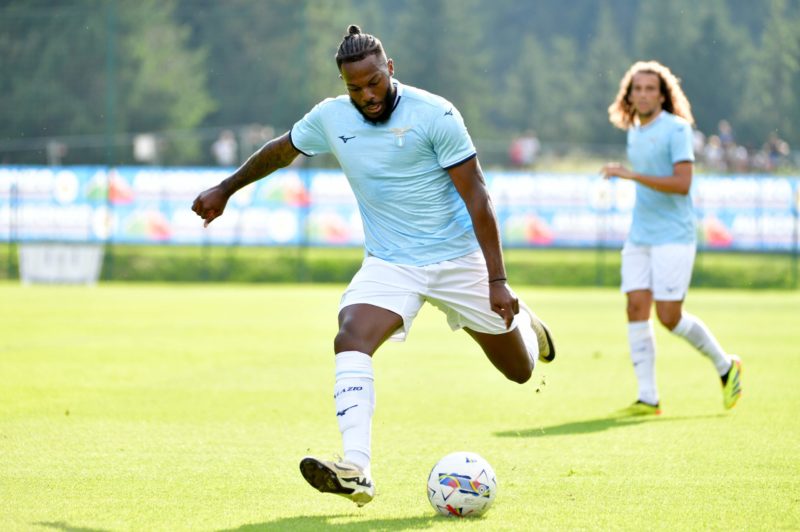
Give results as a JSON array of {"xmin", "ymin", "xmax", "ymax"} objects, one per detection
[
  {"xmin": 601, "ymin": 61, "xmax": 742, "ymax": 417},
  {"xmin": 192, "ymin": 25, "xmax": 555, "ymax": 506}
]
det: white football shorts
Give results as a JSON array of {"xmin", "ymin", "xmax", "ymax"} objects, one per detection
[
  {"xmin": 339, "ymin": 250, "xmax": 521, "ymax": 341},
  {"xmin": 620, "ymin": 241, "xmax": 697, "ymax": 301}
]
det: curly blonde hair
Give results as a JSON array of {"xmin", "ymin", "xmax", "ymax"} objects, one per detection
[{"xmin": 608, "ymin": 60, "xmax": 694, "ymax": 130}]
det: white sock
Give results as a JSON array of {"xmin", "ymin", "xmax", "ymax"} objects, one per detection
[
  {"xmin": 515, "ymin": 304, "xmax": 540, "ymax": 368},
  {"xmin": 334, "ymin": 350, "xmax": 375, "ymax": 475},
  {"xmin": 671, "ymin": 312, "xmax": 732, "ymax": 376},
  {"xmin": 628, "ymin": 320, "xmax": 658, "ymax": 405}
]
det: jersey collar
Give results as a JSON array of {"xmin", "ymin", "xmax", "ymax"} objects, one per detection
[
  {"xmin": 635, "ymin": 109, "xmax": 665, "ymax": 130},
  {"xmin": 391, "ymin": 79, "xmax": 403, "ymax": 112}
]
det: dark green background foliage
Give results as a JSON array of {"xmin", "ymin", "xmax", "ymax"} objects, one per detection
[{"xmin": 1, "ymin": 0, "xmax": 799, "ymax": 165}]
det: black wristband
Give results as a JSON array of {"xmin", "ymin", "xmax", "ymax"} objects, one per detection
[{"xmin": 489, "ymin": 277, "xmax": 507, "ymax": 284}]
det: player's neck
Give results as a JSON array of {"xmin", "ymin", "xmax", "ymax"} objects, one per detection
[{"xmin": 637, "ymin": 108, "xmax": 663, "ymax": 127}]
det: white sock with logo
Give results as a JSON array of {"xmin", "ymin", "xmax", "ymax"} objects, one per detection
[
  {"xmin": 671, "ymin": 312, "xmax": 732, "ymax": 376},
  {"xmin": 628, "ymin": 320, "xmax": 658, "ymax": 405},
  {"xmin": 334, "ymin": 350, "xmax": 375, "ymax": 475}
]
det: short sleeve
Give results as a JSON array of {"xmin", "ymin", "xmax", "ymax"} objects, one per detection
[
  {"xmin": 429, "ymin": 104, "xmax": 477, "ymax": 169},
  {"xmin": 290, "ymin": 102, "xmax": 332, "ymax": 157},
  {"xmin": 670, "ymin": 120, "xmax": 695, "ymax": 164}
]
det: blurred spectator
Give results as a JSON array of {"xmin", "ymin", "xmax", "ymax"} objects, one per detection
[
  {"xmin": 211, "ymin": 129, "xmax": 238, "ymax": 167},
  {"xmin": 508, "ymin": 130, "xmax": 541, "ymax": 168},
  {"xmin": 717, "ymin": 120, "xmax": 735, "ymax": 147},
  {"xmin": 703, "ymin": 135, "xmax": 726, "ymax": 172},
  {"xmin": 133, "ymin": 133, "xmax": 161, "ymax": 165},
  {"xmin": 692, "ymin": 129, "xmax": 706, "ymax": 156},
  {"xmin": 46, "ymin": 140, "xmax": 67, "ymax": 166},
  {"xmin": 764, "ymin": 132, "xmax": 790, "ymax": 170},
  {"xmin": 716, "ymin": 119, "xmax": 741, "ymax": 172},
  {"xmin": 729, "ymin": 144, "xmax": 750, "ymax": 173}
]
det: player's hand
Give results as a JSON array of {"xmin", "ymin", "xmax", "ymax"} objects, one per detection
[
  {"xmin": 489, "ymin": 281, "xmax": 519, "ymax": 329},
  {"xmin": 191, "ymin": 184, "xmax": 230, "ymax": 227},
  {"xmin": 600, "ymin": 162, "xmax": 635, "ymax": 180}
]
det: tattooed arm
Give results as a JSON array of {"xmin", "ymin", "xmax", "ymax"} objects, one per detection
[{"xmin": 192, "ymin": 132, "xmax": 300, "ymax": 226}]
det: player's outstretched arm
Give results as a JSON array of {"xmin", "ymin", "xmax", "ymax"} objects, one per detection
[
  {"xmin": 192, "ymin": 132, "xmax": 301, "ymax": 226},
  {"xmin": 448, "ymin": 157, "xmax": 518, "ymax": 329}
]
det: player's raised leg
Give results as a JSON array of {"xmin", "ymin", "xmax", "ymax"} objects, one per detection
[
  {"xmin": 464, "ymin": 297, "xmax": 555, "ymax": 383},
  {"xmin": 425, "ymin": 254, "xmax": 555, "ymax": 383},
  {"xmin": 465, "ymin": 326, "xmax": 535, "ymax": 384}
]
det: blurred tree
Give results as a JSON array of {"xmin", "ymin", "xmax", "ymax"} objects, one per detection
[
  {"xmin": 178, "ymin": 0, "xmax": 366, "ymax": 134},
  {"xmin": 582, "ymin": 4, "xmax": 631, "ymax": 145},
  {"xmin": 498, "ymin": 34, "xmax": 549, "ymax": 136},
  {"xmin": 497, "ymin": 3, "xmax": 631, "ymax": 146},
  {"xmin": 119, "ymin": 0, "xmax": 213, "ymax": 163},
  {"xmin": 726, "ymin": 0, "xmax": 797, "ymax": 38},
  {"xmin": 632, "ymin": 0, "xmax": 759, "ymax": 143},
  {"xmin": 390, "ymin": 0, "xmax": 492, "ymax": 136},
  {"xmin": 633, "ymin": 0, "xmax": 701, "ymax": 74},
  {"xmin": 177, "ymin": 0, "xmax": 305, "ymax": 133},
  {"xmin": 541, "ymin": 37, "xmax": 587, "ymax": 142},
  {"xmin": 0, "ymin": 0, "xmax": 213, "ymax": 164},
  {"xmin": 0, "ymin": 2, "xmax": 107, "ymax": 147},
  {"xmin": 303, "ymin": 2, "xmax": 364, "ymax": 103},
  {"xmin": 499, "ymin": 34, "xmax": 587, "ymax": 144},
  {"xmin": 486, "ymin": 0, "xmax": 639, "ymax": 62},
  {"xmin": 679, "ymin": 1, "xmax": 752, "ymax": 138},
  {"xmin": 738, "ymin": 0, "xmax": 800, "ymax": 147},
  {"xmin": 1, "ymin": 0, "xmax": 796, "ymax": 165}
]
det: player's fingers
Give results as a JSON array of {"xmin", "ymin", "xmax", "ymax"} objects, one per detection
[
  {"xmin": 503, "ymin": 309, "xmax": 513, "ymax": 329},
  {"xmin": 203, "ymin": 209, "xmax": 218, "ymax": 227},
  {"xmin": 493, "ymin": 304, "xmax": 513, "ymax": 329}
]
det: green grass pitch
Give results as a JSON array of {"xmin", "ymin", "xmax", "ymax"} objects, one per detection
[{"xmin": 1, "ymin": 282, "xmax": 798, "ymax": 531}]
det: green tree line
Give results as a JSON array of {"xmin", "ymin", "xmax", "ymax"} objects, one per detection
[{"xmin": 1, "ymin": 0, "xmax": 798, "ymax": 165}]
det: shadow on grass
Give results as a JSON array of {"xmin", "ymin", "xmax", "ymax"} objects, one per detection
[
  {"xmin": 495, "ymin": 413, "xmax": 727, "ymax": 438},
  {"xmin": 220, "ymin": 514, "xmax": 442, "ymax": 531},
  {"xmin": 37, "ymin": 515, "xmax": 446, "ymax": 532},
  {"xmin": 35, "ymin": 523, "xmax": 109, "ymax": 532}
]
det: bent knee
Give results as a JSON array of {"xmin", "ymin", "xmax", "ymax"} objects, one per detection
[
  {"xmin": 333, "ymin": 329, "xmax": 361, "ymax": 354},
  {"xmin": 655, "ymin": 310, "xmax": 681, "ymax": 330},
  {"xmin": 503, "ymin": 363, "xmax": 533, "ymax": 384}
]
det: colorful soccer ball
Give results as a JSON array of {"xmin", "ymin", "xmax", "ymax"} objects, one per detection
[{"xmin": 426, "ymin": 451, "xmax": 497, "ymax": 517}]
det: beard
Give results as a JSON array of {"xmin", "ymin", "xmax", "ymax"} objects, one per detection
[{"xmin": 350, "ymin": 83, "xmax": 397, "ymax": 125}]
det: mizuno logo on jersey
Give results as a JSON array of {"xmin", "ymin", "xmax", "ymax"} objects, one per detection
[
  {"xmin": 338, "ymin": 135, "xmax": 356, "ymax": 143},
  {"xmin": 444, "ymin": 108, "xmax": 453, "ymax": 116}
]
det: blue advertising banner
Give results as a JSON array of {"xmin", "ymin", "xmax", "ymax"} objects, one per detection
[{"xmin": 1, "ymin": 166, "xmax": 797, "ymax": 252}]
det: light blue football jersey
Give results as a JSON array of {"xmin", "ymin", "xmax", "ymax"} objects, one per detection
[
  {"xmin": 626, "ymin": 111, "xmax": 696, "ymax": 245},
  {"xmin": 290, "ymin": 80, "xmax": 480, "ymax": 266}
]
